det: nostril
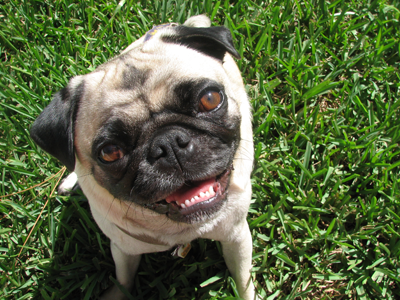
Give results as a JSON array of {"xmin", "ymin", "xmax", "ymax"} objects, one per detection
[
  {"xmin": 176, "ymin": 134, "xmax": 190, "ymax": 148},
  {"xmin": 149, "ymin": 129, "xmax": 194, "ymax": 166},
  {"xmin": 150, "ymin": 144, "xmax": 167, "ymax": 159}
]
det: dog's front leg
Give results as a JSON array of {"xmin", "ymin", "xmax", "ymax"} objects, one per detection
[
  {"xmin": 221, "ymin": 222, "xmax": 256, "ymax": 300},
  {"xmin": 100, "ymin": 242, "xmax": 141, "ymax": 300}
]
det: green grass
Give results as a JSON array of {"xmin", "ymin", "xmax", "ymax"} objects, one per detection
[{"xmin": 1, "ymin": 0, "xmax": 400, "ymax": 299}]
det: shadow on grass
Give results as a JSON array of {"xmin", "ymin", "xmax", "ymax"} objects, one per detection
[{"xmin": 34, "ymin": 193, "xmax": 235, "ymax": 300}]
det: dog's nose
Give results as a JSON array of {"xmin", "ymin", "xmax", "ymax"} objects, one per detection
[{"xmin": 149, "ymin": 129, "xmax": 194, "ymax": 169}]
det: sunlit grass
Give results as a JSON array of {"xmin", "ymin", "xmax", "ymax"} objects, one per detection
[{"xmin": 1, "ymin": 0, "xmax": 399, "ymax": 299}]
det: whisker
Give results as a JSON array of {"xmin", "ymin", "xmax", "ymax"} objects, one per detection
[
  {"xmin": 125, "ymin": 200, "xmax": 134, "ymax": 229},
  {"xmin": 76, "ymin": 172, "xmax": 94, "ymax": 179},
  {"xmin": 104, "ymin": 196, "xmax": 116, "ymax": 222},
  {"xmin": 233, "ymin": 157, "xmax": 254, "ymax": 162},
  {"xmin": 240, "ymin": 138, "xmax": 254, "ymax": 143}
]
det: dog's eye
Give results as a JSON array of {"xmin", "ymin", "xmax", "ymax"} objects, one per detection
[
  {"xmin": 199, "ymin": 91, "xmax": 222, "ymax": 112},
  {"xmin": 99, "ymin": 145, "xmax": 124, "ymax": 163}
]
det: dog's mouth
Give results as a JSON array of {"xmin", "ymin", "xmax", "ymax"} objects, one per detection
[{"xmin": 143, "ymin": 165, "xmax": 232, "ymax": 223}]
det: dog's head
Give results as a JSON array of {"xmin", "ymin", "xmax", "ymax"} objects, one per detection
[{"xmin": 31, "ymin": 15, "xmax": 251, "ymax": 224}]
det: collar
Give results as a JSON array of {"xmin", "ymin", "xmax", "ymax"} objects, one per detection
[
  {"xmin": 116, "ymin": 224, "xmax": 169, "ymax": 246},
  {"xmin": 115, "ymin": 224, "xmax": 191, "ymax": 258}
]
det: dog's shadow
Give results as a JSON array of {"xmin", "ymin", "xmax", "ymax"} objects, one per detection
[{"xmin": 39, "ymin": 192, "xmax": 236, "ymax": 300}]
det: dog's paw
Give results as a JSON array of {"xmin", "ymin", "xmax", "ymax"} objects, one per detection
[
  {"xmin": 58, "ymin": 172, "xmax": 80, "ymax": 195},
  {"xmin": 99, "ymin": 285, "xmax": 131, "ymax": 300}
]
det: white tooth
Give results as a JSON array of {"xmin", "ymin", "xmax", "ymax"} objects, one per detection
[
  {"xmin": 194, "ymin": 196, "xmax": 199, "ymax": 200},
  {"xmin": 200, "ymin": 192, "xmax": 205, "ymax": 197},
  {"xmin": 191, "ymin": 198, "xmax": 196, "ymax": 203},
  {"xmin": 205, "ymin": 191, "xmax": 210, "ymax": 197},
  {"xmin": 181, "ymin": 203, "xmax": 186, "ymax": 208},
  {"xmin": 185, "ymin": 200, "xmax": 191, "ymax": 206},
  {"xmin": 209, "ymin": 186, "xmax": 214, "ymax": 194}
]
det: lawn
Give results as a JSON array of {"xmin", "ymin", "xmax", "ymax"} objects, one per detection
[{"xmin": 1, "ymin": 0, "xmax": 399, "ymax": 299}]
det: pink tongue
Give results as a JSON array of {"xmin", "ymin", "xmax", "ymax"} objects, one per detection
[{"xmin": 165, "ymin": 178, "xmax": 216, "ymax": 205}]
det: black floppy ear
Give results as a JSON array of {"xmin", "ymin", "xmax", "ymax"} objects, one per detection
[
  {"xmin": 30, "ymin": 79, "xmax": 84, "ymax": 171},
  {"xmin": 163, "ymin": 26, "xmax": 240, "ymax": 61}
]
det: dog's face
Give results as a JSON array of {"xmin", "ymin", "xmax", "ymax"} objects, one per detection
[{"xmin": 31, "ymin": 17, "xmax": 250, "ymax": 225}]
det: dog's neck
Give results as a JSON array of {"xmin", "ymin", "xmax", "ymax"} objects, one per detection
[{"xmin": 115, "ymin": 224, "xmax": 169, "ymax": 246}]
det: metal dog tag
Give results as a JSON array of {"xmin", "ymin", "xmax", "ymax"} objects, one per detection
[{"xmin": 172, "ymin": 243, "xmax": 191, "ymax": 258}]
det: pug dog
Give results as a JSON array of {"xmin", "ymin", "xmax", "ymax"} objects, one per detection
[{"xmin": 30, "ymin": 15, "xmax": 255, "ymax": 300}]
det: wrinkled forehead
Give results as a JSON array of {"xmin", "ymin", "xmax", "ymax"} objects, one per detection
[
  {"xmin": 87, "ymin": 44, "xmax": 228, "ymax": 112},
  {"xmin": 75, "ymin": 44, "xmax": 233, "ymax": 138}
]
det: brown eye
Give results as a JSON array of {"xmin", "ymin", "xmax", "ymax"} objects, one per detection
[
  {"xmin": 99, "ymin": 145, "xmax": 124, "ymax": 163},
  {"xmin": 199, "ymin": 91, "xmax": 222, "ymax": 112}
]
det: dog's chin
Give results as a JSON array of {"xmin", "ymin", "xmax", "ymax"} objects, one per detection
[{"xmin": 142, "ymin": 166, "xmax": 233, "ymax": 224}]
